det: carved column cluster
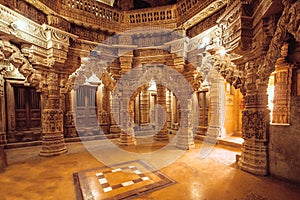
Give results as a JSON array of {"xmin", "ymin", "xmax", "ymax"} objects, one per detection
[
  {"xmin": 272, "ymin": 43, "xmax": 292, "ymax": 124},
  {"xmin": 154, "ymin": 84, "xmax": 169, "ymax": 141},
  {"xmin": 40, "ymin": 72, "xmax": 67, "ymax": 156},
  {"xmin": 238, "ymin": 61, "xmax": 269, "ymax": 175}
]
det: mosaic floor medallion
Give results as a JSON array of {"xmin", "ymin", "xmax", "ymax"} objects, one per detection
[{"xmin": 73, "ymin": 160, "xmax": 176, "ymax": 200}]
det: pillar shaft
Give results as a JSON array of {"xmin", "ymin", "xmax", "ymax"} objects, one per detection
[
  {"xmin": 64, "ymin": 91, "xmax": 77, "ymax": 138},
  {"xmin": 206, "ymin": 68, "xmax": 226, "ymax": 138},
  {"xmin": 118, "ymin": 99, "xmax": 136, "ymax": 146},
  {"xmin": 140, "ymin": 88, "xmax": 150, "ymax": 125},
  {"xmin": 176, "ymin": 98, "xmax": 195, "ymax": 149},
  {"xmin": 154, "ymin": 84, "xmax": 169, "ymax": 141},
  {"xmin": 40, "ymin": 72, "xmax": 67, "ymax": 156},
  {"xmin": 238, "ymin": 62, "xmax": 269, "ymax": 175},
  {"xmin": 0, "ymin": 71, "xmax": 6, "ymax": 146}
]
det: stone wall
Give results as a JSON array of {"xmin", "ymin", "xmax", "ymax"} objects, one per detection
[{"xmin": 269, "ymin": 95, "xmax": 300, "ymax": 183}]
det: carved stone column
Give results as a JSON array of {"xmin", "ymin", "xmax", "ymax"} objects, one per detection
[
  {"xmin": 64, "ymin": 90, "xmax": 77, "ymax": 138},
  {"xmin": 166, "ymin": 89, "xmax": 172, "ymax": 129},
  {"xmin": 195, "ymin": 89, "xmax": 209, "ymax": 139},
  {"xmin": 154, "ymin": 84, "xmax": 169, "ymax": 141},
  {"xmin": 171, "ymin": 94, "xmax": 178, "ymax": 130},
  {"xmin": 206, "ymin": 68, "xmax": 226, "ymax": 139},
  {"xmin": 0, "ymin": 68, "xmax": 6, "ymax": 146},
  {"xmin": 140, "ymin": 88, "xmax": 150, "ymax": 126},
  {"xmin": 272, "ymin": 43, "xmax": 292, "ymax": 124},
  {"xmin": 99, "ymin": 85, "xmax": 110, "ymax": 134},
  {"xmin": 176, "ymin": 98, "xmax": 195, "ymax": 149},
  {"xmin": 110, "ymin": 94, "xmax": 121, "ymax": 136},
  {"xmin": 118, "ymin": 97, "xmax": 136, "ymax": 146},
  {"xmin": 40, "ymin": 72, "xmax": 67, "ymax": 156},
  {"xmin": 238, "ymin": 61, "xmax": 269, "ymax": 175}
]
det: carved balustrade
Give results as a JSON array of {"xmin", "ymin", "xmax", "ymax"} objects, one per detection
[
  {"xmin": 124, "ymin": 4, "xmax": 177, "ymax": 29},
  {"xmin": 2, "ymin": 0, "xmax": 233, "ymax": 34},
  {"xmin": 60, "ymin": 0, "xmax": 123, "ymax": 32}
]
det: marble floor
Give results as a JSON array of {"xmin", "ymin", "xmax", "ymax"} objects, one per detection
[{"xmin": 1, "ymin": 138, "xmax": 300, "ymax": 200}]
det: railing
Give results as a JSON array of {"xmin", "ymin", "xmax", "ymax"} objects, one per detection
[
  {"xmin": 124, "ymin": 5, "xmax": 177, "ymax": 28},
  {"xmin": 8, "ymin": 0, "xmax": 225, "ymax": 33},
  {"xmin": 60, "ymin": 0, "xmax": 123, "ymax": 32}
]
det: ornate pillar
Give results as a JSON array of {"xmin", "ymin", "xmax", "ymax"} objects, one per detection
[
  {"xmin": 154, "ymin": 84, "xmax": 169, "ymax": 141},
  {"xmin": 238, "ymin": 61, "xmax": 269, "ymax": 175},
  {"xmin": 206, "ymin": 67, "xmax": 226, "ymax": 139},
  {"xmin": 166, "ymin": 89, "xmax": 172, "ymax": 129},
  {"xmin": 40, "ymin": 72, "xmax": 67, "ymax": 156},
  {"xmin": 118, "ymin": 97, "xmax": 136, "ymax": 146},
  {"xmin": 140, "ymin": 88, "xmax": 150, "ymax": 126},
  {"xmin": 176, "ymin": 97, "xmax": 195, "ymax": 149},
  {"xmin": 272, "ymin": 43, "xmax": 292, "ymax": 124},
  {"xmin": 99, "ymin": 85, "xmax": 111, "ymax": 134},
  {"xmin": 0, "ymin": 67, "xmax": 6, "ymax": 146},
  {"xmin": 135, "ymin": 94, "xmax": 140, "ymax": 125},
  {"xmin": 171, "ymin": 94, "xmax": 178, "ymax": 130},
  {"xmin": 110, "ymin": 94, "xmax": 121, "ymax": 136},
  {"xmin": 64, "ymin": 90, "xmax": 77, "ymax": 138}
]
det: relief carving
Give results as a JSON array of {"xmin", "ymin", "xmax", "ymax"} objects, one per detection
[
  {"xmin": 242, "ymin": 110, "xmax": 268, "ymax": 141},
  {"xmin": 42, "ymin": 109, "xmax": 64, "ymax": 133}
]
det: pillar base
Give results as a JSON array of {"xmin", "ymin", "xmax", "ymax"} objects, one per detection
[
  {"xmin": 207, "ymin": 126, "xmax": 226, "ymax": 138},
  {"xmin": 154, "ymin": 130, "xmax": 169, "ymax": 141},
  {"xmin": 0, "ymin": 132, "xmax": 7, "ymax": 146},
  {"xmin": 238, "ymin": 140, "xmax": 268, "ymax": 176},
  {"xmin": 0, "ymin": 147, "xmax": 7, "ymax": 172},
  {"xmin": 39, "ymin": 133, "xmax": 67, "ymax": 157},
  {"xmin": 64, "ymin": 126, "xmax": 77, "ymax": 138},
  {"xmin": 176, "ymin": 129, "xmax": 195, "ymax": 150},
  {"xmin": 110, "ymin": 125, "xmax": 121, "ymax": 135},
  {"xmin": 118, "ymin": 132, "xmax": 136, "ymax": 146},
  {"xmin": 176, "ymin": 141, "xmax": 195, "ymax": 150}
]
